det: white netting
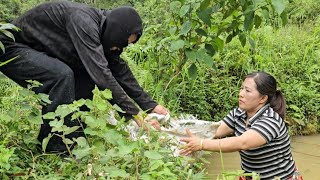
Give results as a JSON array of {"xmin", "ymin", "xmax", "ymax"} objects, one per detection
[{"xmin": 108, "ymin": 112, "xmax": 221, "ymax": 157}]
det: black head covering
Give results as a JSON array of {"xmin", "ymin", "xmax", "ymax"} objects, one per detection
[{"xmin": 102, "ymin": 6, "xmax": 143, "ymax": 58}]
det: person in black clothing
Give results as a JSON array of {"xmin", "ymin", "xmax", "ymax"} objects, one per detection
[{"xmin": 0, "ymin": 1, "xmax": 168, "ymax": 152}]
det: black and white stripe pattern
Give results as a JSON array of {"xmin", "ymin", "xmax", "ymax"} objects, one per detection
[{"xmin": 223, "ymin": 104, "xmax": 295, "ymax": 179}]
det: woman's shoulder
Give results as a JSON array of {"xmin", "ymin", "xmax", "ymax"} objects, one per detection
[
  {"xmin": 258, "ymin": 107, "xmax": 283, "ymax": 125},
  {"xmin": 230, "ymin": 107, "xmax": 246, "ymax": 118},
  {"xmin": 262, "ymin": 107, "xmax": 282, "ymax": 119}
]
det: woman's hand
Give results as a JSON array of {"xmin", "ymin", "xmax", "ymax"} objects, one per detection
[
  {"xmin": 152, "ymin": 105, "xmax": 169, "ymax": 115},
  {"xmin": 134, "ymin": 112, "xmax": 161, "ymax": 131},
  {"xmin": 179, "ymin": 129, "xmax": 203, "ymax": 156},
  {"xmin": 144, "ymin": 114, "xmax": 161, "ymax": 130}
]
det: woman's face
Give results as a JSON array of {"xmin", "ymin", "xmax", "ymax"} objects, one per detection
[{"xmin": 239, "ymin": 78, "xmax": 267, "ymax": 115}]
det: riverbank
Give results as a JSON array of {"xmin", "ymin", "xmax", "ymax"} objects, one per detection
[{"xmin": 204, "ymin": 134, "xmax": 320, "ymax": 179}]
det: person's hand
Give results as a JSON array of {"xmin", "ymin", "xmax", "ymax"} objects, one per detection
[
  {"xmin": 179, "ymin": 129, "xmax": 203, "ymax": 156},
  {"xmin": 144, "ymin": 114, "xmax": 161, "ymax": 130},
  {"xmin": 134, "ymin": 112, "xmax": 161, "ymax": 131},
  {"xmin": 152, "ymin": 105, "xmax": 169, "ymax": 115}
]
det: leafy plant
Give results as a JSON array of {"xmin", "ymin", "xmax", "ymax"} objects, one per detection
[
  {"xmin": 152, "ymin": 0, "xmax": 288, "ymax": 77},
  {"xmin": 287, "ymin": 0, "xmax": 320, "ymax": 25},
  {"xmin": 0, "ymin": 22, "xmax": 19, "ymax": 55},
  {"xmin": 0, "ymin": 85, "xmax": 210, "ymax": 179}
]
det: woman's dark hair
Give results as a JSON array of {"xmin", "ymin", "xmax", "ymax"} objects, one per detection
[{"xmin": 245, "ymin": 71, "xmax": 286, "ymax": 119}]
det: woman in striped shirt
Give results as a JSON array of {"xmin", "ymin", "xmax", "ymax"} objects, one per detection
[{"xmin": 180, "ymin": 71, "xmax": 302, "ymax": 180}]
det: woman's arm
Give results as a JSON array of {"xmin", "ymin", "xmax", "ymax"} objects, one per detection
[
  {"xmin": 180, "ymin": 129, "xmax": 267, "ymax": 155},
  {"xmin": 214, "ymin": 121, "xmax": 235, "ymax": 139}
]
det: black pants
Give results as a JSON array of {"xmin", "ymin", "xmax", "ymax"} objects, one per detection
[{"xmin": 0, "ymin": 45, "xmax": 95, "ymax": 152}]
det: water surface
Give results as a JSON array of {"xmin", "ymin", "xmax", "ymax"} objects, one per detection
[{"xmin": 204, "ymin": 134, "xmax": 320, "ymax": 179}]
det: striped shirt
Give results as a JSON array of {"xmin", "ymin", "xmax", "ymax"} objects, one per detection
[{"xmin": 223, "ymin": 104, "xmax": 295, "ymax": 179}]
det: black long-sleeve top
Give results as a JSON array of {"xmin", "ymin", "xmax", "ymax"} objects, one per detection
[{"xmin": 7, "ymin": 1, "xmax": 158, "ymax": 117}]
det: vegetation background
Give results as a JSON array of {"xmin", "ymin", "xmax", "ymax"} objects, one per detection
[{"xmin": 0, "ymin": 0, "xmax": 319, "ymax": 179}]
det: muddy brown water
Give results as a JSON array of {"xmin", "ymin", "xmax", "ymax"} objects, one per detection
[{"xmin": 203, "ymin": 134, "xmax": 320, "ymax": 179}]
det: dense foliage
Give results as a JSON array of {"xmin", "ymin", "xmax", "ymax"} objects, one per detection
[{"xmin": 0, "ymin": 0, "xmax": 319, "ymax": 179}]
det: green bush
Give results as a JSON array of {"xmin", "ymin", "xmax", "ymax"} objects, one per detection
[
  {"xmin": 0, "ymin": 0, "xmax": 21, "ymax": 22},
  {"xmin": 287, "ymin": 0, "xmax": 320, "ymax": 25}
]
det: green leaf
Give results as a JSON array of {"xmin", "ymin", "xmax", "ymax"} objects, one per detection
[
  {"xmin": 196, "ymin": 9, "xmax": 211, "ymax": 26},
  {"xmin": 205, "ymin": 44, "xmax": 216, "ymax": 56},
  {"xmin": 118, "ymin": 144, "xmax": 137, "ymax": 156},
  {"xmin": 74, "ymin": 137, "xmax": 88, "ymax": 147},
  {"xmin": 195, "ymin": 49, "xmax": 213, "ymax": 67},
  {"xmin": 72, "ymin": 99, "xmax": 86, "ymax": 107},
  {"xmin": 185, "ymin": 50, "xmax": 197, "ymax": 61},
  {"xmin": 179, "ymin": 5, "xmax": 190, "ymax": 17},
  {"xmin": 170, "ymin": 39, "xmax": 185, "ymax": 51},
  {"xmin": 214, "ymin": 37, "xmax": 224, "ymax": 51},
  {"xmin": 212, "ymin": 4, "xmax": 220, "ymax": 13},
  {"xmin": 19, "ymin": 89, "xmax": 32, "ymax": 96},
  {"xmin": 289, "ymin": 105, "xmax": 301, "ymax": 112},
  {"xmin": 42, "ymin": 135, "xmax": 52, "ymax": 152},
  {"xmin": 96, "ymin": 101, "xmax": 108, "ymax": 111},
  {"xmin": 102, "ymin": 89, "xmax": 112, "ymax": 100},
  {"xmin": 195, "ymin": 28, "xmax": 207, "ymax": 36},
  {"xmin": 84, "ymin": 127, "xmax": 98, "ymax": 136},
  {"xmin": 150, "ymin": 160, "xmax": 164, "ymax": 171},
  {"xmin": 0, "ymin": 23, "xmax": 19, "ymax": 31},
  {"xmin": 63, "ymin": 138, "xmax": 74, "ymax": 145},
  {"xmin": 199, "ymin": 0, "xmax": 211, "ymax": 11},
  {"xmin": 43, "ymin": 112, "xmax": 56, "ymax": 120},
  {"xmin": 222, "ymin": 8, "xmax": 235, "ymax": 20},
  {"xmin": 21, "ymin": 104, "xmax": 32, "ymax": 110},
  {"xmin": 26, "ymin": 80, "xmax": 42, "ymax": 88},
  {"xmin": 85, "ymin": 99, "xmax": 93, "ymax": 109},
  {"xmin": 38, "ymin": 93, "xmax": 52, "ymax": 104},
  {"xmin": 105, "ymin": 167, "xmax": 130, "ymax": 178},
  {"xmin": 71, "ymin": 112, "xmax": 81, "ymax": 120},
  {"xmin": 144, "ymin": 150, "xmax": 163, "ymax": 160},
  {"xmin": 0, "ymin": 114, "xmax": 13, "ymax": 122},
  {"xmin": 243, "ymin": 5, "xmax": 255, "ymax": 15},
  {"xmin": 0, "ymin": 41, "xmax": 4, "ymax": 54},
  {"xmin": 140, "ymin": 174, "xmax": 152, "ymax": 179},
  {"xmin": 188, "ymin": 63, "xmax": 197, "ymax": 79},
  {"xmin": 249, "ymin": 38, "xmax": 255, "ymax": 49},
  {"xmin": 239, "ymin": 33, "xmax": 247, "ymax": 47},
  {"xmin": 158, "ymin": 168, "xmax": 175, "ymax": 176},
  {"xmin": 239, "ymin": 0, "xmax": 247, "ymax": 6},
  {"xmin": 55, "ymin": 105, "xmax": 73, "ymax": 118},
  {"xmin": 104, "ymin": 129, "xmax": 123, "ymax": 145},
  {"xmin": 253, "ymin": 0, "xmax": 267, "ymax": 5},
  {"xmin": 83, "ymin": 115, "xmax": 99, "ymax": 128},
  {"xmin": 113, "ymin": 104, "xmax": 125, "ymax": 113},
  {"xmin": 254, "ymin": 15, "xmax": 262, "ymax": 28},
  {"xmin": 0, "ymin": 29, "xmax": 15, "ymax": 41},
  {"xmin": 272, "ymin": 0, "xmax": 286, "ymax": 15},
  {"xmin": 226, "ymin": 33, "xmax": 234, "ymax": 44},
  {"xmin": 280, "ymin": 11, "xmax": 288, "ymax": 26},
  {"xmin": 72, "ymin": 146, "xmax": 91, "ymax": 159},
  {"xmin": 244, "ymin": 11, "xmax": 254, "ymax": 31},
  {"xmin": 201, "ymin": 53, "xmax": 214, "ymax": 67},
  {"xmin": 261, "ymin": 7, "xmax": 270, "ymax": 20},
  {"xmin": 0, "ymin": 146, "xmax": 14, "ymax": 170},
  {"xmin": 49, "ymin": 119, "xmax": 64, "ymax": 128},
  {"xmin": 28, "ymin": 111, "xmax": 43, "ymax": 125},
  {"xmin": 180, "ymin": 21, "xmax": 192, "ymax": 35},
  {"xmin": 169, "ymin": 1, "xmax": 181, "ymax": 13},
  {"xmin": 168, "ymin": 26, "xmax": 177, "ymax": 35},
  {"xmin": 64, "ymin": 126, "xmax": 80, "ymax": 135}
]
